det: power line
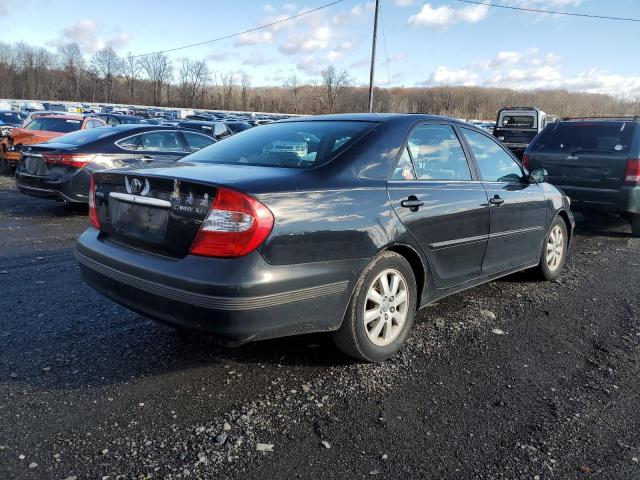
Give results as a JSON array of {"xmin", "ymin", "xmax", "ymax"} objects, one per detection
[
  {"xmin": 131, "ymin": 0, "xmax": 345, "ymax": 58},
  {"xmin": 456, "ymin": 0, "xmax": 640, "ymax": 22}
]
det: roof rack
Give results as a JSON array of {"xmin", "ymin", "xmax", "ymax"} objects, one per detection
[
  {"xmin": 562, "ymin": 115, "xmax": 640, "ymax": 121},
  {"xmin": 500, "ymin": 106, "xmax": 539, "ymax": 111}
]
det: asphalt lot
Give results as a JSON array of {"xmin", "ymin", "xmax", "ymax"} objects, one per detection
[{"xmin": 1, "ymin": 174, "xmax": 639, "ymax": 480}]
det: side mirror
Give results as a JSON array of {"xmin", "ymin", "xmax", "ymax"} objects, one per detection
[{"xmin": 529, "ymin": 167, "xmax": 548, "ymax": 184}]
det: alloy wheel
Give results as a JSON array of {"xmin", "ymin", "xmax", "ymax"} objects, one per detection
[
  {"xmin": 546, "ymin": 225, "xmax": 564, "ymax": 272},
  {"xmin": 363, "ymin": 268, "xmax": 409, "ymax": 347}
]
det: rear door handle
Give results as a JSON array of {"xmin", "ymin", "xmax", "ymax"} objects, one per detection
[
  {"xmin": 489, "ymin": 195, "xmax": 504, "ymax": 206},
  {"xmin": 401, "ymin": 196, "xmax": 425, "ymax": 211}
]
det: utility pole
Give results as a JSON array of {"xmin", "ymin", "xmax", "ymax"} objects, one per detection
[{"xmin": 367, "ymin": 0, "xmax": 381, "ymax": 113}]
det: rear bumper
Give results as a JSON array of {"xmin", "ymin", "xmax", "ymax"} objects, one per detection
[
  {"xmin": 559, "ymin": 185, "xmax": 640, "ymax": 215},
  {"xmin": 76, "ymin": 228, "xmax": 363, "ymax": 344},
  {"xmin": 15, "ymin": 168, "xmax": 90, "ymax": 204}
]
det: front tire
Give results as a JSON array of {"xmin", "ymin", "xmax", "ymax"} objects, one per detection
[
  {"xmin": 333, "ymin": 251, "xmax": 417, "ymax": 362},
  {"xmin": 537, "ymin": 216, "xmax": 568, "ymax": 280}
]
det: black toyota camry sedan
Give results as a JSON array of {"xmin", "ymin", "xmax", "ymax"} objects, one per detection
[
  {"xmin": 76, "ymin": 114, "xmax": 574, "ymax": 362},
  {"xmin": 15, "ymin": 125, "xmax": 215, "ymax": 204}
]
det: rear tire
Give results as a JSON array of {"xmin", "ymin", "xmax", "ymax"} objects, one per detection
[
  {"xmin": 631, "ymin": 214, "xmax": 640, "ymax": 237},
  {"xmin": 537, "ymin": 216, "xmax": 568, "ymax": 281},
  {"xmin": 333, "ymin": 251, "xmax": 417, "ymax": 362}
]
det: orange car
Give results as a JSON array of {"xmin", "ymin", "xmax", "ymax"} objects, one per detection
[{"xmin": 1, "ymin": 115, "xmax": 106, "ymax": 172}]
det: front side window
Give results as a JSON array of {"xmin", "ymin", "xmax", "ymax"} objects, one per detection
[
  {"xmin": 183, "ymin": 121, "xmax": 376, "ymax": 168},
  {"xmin": 106, "ymin": 116, "xmax": 120, "ymax": 126},
  {"xmin": 404, "ymin": 124, "xmax": 472, "ymax": 180},
  {"xmin": 25, "ymin": 117, "xmax": 82, "ymax": 133},
  {"xmin": 139, "ymin": 131, "xmax": 185, "ymax": 152},
  {"xmin": 462, "ymin": 128, "xmax": 523, "ymax": 182}
]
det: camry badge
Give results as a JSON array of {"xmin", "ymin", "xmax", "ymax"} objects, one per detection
[{"xmin": 125, "ymin": 176, "xmax": 150, "ymax": 196}]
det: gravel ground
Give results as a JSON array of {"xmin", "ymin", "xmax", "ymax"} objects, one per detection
[{"xmin": 0, "ymin": 175, "xmax": 639, "ymax": 480}]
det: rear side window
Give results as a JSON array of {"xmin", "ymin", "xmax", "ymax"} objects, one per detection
[
  {"xmin": 462, "ymin": 128, "xmax": 523, "ymax": 182},
  {"xmin": 394, "ymin": 124, "xmax": 471, "ymax": 180},
  {"xmin": 139, "ymin": 131, "xmax": 185, "ymax": 152},
  {"xmin": 531, "ymin": 121, "xmax": 636, "ymax": 154},
  {"xmin": 183, "ymin": 121, "xmax": 376, "ymax": 168},
  {"xmin": 183, "ymin": 131, "xmax": 215, "ymax": 150},
  {"xmin": 25, "ymin": 118, "xmax": 82, "ymax": 133}
]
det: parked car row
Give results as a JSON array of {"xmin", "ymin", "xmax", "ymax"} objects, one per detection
[{"xmin": 0, "ymin": 109, "xmax": 256, "ymax": 175}]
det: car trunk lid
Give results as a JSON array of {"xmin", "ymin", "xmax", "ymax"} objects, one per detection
[{"xmin": 93, "ymin": 168, "xmax": 217, "ymax": 258}]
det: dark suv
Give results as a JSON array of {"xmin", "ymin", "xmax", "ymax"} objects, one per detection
[{"xmin": 524, "ymin": 117, "xmax": 640, "ymax": 235}]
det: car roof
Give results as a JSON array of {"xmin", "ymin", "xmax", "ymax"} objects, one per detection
[
  {"xmin": 37, "ymin": 114, "xmax": 84, "ymax": 120},
  {"xmin": 276, "ymin": 112, "xmax": 477, "ymax": 128}
]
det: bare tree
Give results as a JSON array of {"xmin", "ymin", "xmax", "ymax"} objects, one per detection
[
  {"xmin": 178, "ymin": 59, "xmax": 210, "ymax": 107},
  {"xmin": 321, "ymin": 65, "xmax": 350, "ymax": 113},
  {"xmin": 123, "ymin": 52, "xmax": 142, "ymax": 103},
  {"xmin": 283, "ymin": 75, "xmax": 303, "ymax": 113},
  {"xmin": 58, "ymin": 42, "xmax": 84, "ymax": 100},
  {"xmin": 220, "ymin": 72, "xmax": 236, "ymax": 110},
  {"xmin": 91, "ymin": 46, "xmax": 122, "ymax": 103},
  {"xmin": 141, "ymin": 52, "xmax": 173, "ymax": 106},
  {"xmin": 240, "ymin": 73, "xmax": 251, "ymax": 111}
]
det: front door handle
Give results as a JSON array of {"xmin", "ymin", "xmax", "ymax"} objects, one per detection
[
  {"xmin": 401, "ymin": 195, "xmax": 425, "ymax": 212},
  {"xmin": 489, "ymin": 195, "xmax": 504, "ymax": 206}
]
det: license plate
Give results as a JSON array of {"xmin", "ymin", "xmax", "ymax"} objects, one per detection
[
  {"xmin": 23, "ymin": 156, "xmax": 46, "ymax": 175},
  {"xmin": 109, "ymin": 199, "xmax": 169, "ymax": 245}
]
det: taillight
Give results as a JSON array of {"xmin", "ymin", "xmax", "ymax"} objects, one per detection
[
  {"xmin": 190, "ymin": 187, "xmax": 274, "ymax": 258},
  {"xmin": 522, "ymin": 154, "xmax": 530, "ymax": 169},
  {"xmin": 88, "ymin": 175, "xmax": 100, "ymax": 229},
  {"xmin": 624, "ymin": 158, "xmax": 640, "ymax": 185},
  {"xmin": 43, "ymin": 153, "xmax": 95, "ymax": 168}
]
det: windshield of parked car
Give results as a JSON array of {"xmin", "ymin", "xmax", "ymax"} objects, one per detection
[
  {"xmin": 25, "ymin": 117, "xmax": 83, "ymax": 133},
  {"xmin": 182, "ymin": 121, "xmax": 377, "ymax": 168},
  {"xmin": 0, "ymin": 111, "xmax": 23, "ymax": 124},
  {"xmin": 531, "ymin": 121, "xmax": 636, "ymax": 154},
  {"xmin": 500, "ymin": 115, "xmax": 535, "ymax": 128},
  {"xmin": 42, "ymin": 127, "xmax": 116, "ymax": 146}
]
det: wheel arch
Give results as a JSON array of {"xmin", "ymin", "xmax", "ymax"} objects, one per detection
[
  {"xmin": 383, "ymin": 243, "xmax": 427, "ymax": 310},
  {"xmin": 556, "ymin": 209, "xmax": 572, "ymax": 243}
]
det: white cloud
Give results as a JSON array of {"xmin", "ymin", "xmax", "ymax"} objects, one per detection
[
  {"xmin": 333, "ymin": 2, "xmax": 374, "ymax": 25},
  {"xmin": 51, "ymin": 19, "xmax": 131, "ymax": 53},
  {"xmin": 429, "ymin": 48, "xmax": 640, "ymax": 97},
  {"xmin": 392, "ymin": 0, "xmax": 416, "ymax": 6},
  {"xmin": 235, "ymin": 31, "xmax": 273, "ymax": 46},
  {"xmin": 242, "ymin": 52, "xmax": 271, "ymax": 66},
  {"xmin": 408, "ymin": 2, "xmax": 489, "ymax": 29},
  {"xmin": 422, "ymin": 66, "xmax": 480, "ymax": 86}
]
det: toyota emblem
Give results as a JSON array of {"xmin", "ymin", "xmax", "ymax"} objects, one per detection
[{"xmin": 130, "ymin": 178, "xmax": 143, "ymax": 194}]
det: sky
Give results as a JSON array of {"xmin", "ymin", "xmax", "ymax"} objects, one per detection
[{"xmin": 1, "ymin": 0, "xmax": 639, "ymax": 97}]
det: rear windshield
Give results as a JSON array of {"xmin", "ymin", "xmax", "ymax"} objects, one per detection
[
  {"xmin": 182, "ymin": 121, "xmax": 376, "ymax": 168},
  {"xmin": 42, "ymin": 127, "xmax": 115, "ymax": 146},
  {"xmin": 25, "ymin": 117, "xmax": 82, "ymax": 133},
  {"xmin": 500, "ymin": 115, "xmax": 535, "ymax": 128},
  {"xmin": 531, "ymin": 121, "xmax": 636, "ymax": 154}
]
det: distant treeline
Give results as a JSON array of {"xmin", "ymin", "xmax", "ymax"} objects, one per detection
[{"xmin": 1, "ymin": 41, "xmax": 639, "ymax": 119}]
